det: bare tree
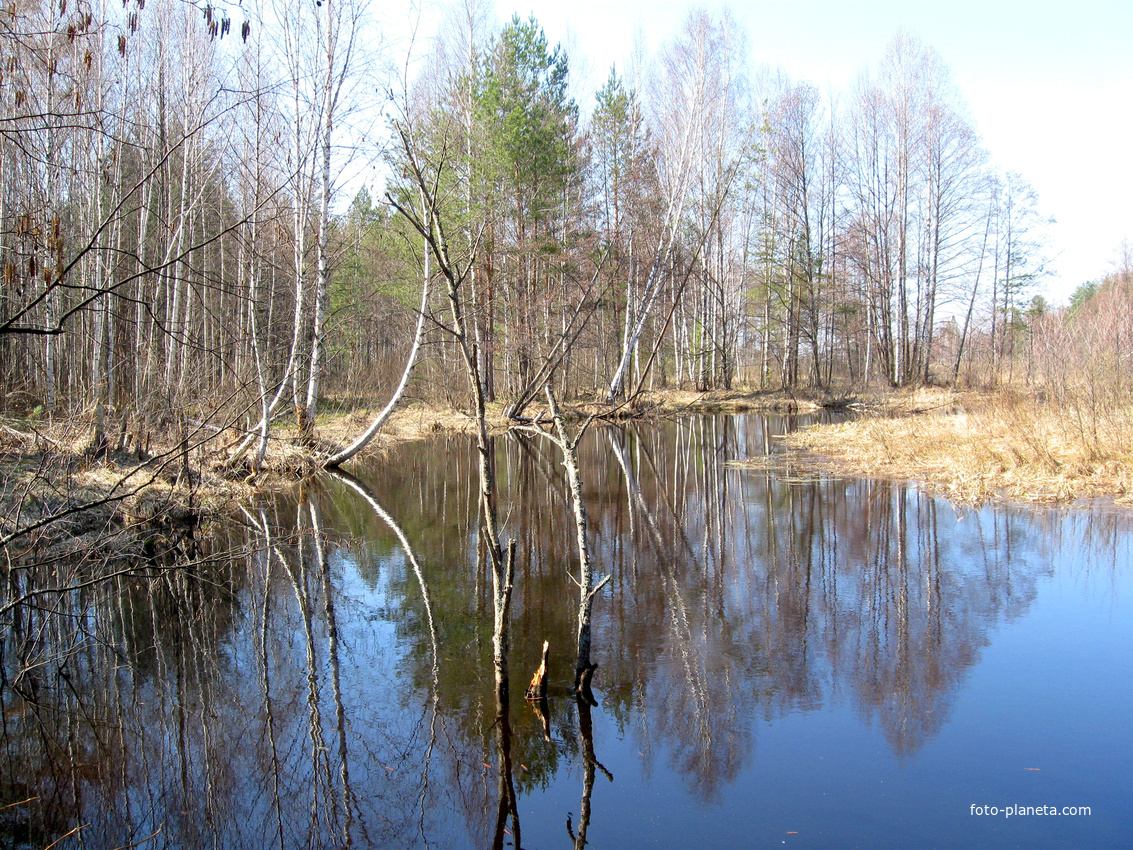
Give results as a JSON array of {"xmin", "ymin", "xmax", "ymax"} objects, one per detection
[{"xmin": 604, "ymin": 12, "xmax": 716, "ymax": 403}]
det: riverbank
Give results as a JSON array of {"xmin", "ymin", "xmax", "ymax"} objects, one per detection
[
  {"xmin": 0, "ymin": 417, "xmax": 245, "ymax": 565},
  {"xmin": 9, "ymin": 383, "xmax": 1126, "ymax": 559},
  {"xmin": 1, "ymin": 389, "xmax": 817, "ymax": 556},
  {"xmin": 777, "ymin": 387, "xmax": 1133, "ymax": 505},
  {"xmin": 269, "ymin": 387, "xmax": 822, "ymax": 467}
]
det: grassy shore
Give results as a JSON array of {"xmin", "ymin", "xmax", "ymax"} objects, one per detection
[
  {"xmin": 7, "ymin": 384, "xmax": 1128, "ymax": 558},
  {"xmin": 778, "ymin": 387, "xmax": 1133, "ymax": 505},
  {"xmin": 291, "ymin": 387, "xmax": 817, "ymax": 463},
  {"xmin": 1, "ymin": 388, "xmax": 816, "ymax": 548}
]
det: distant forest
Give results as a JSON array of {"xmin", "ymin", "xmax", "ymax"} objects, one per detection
[{"xmin": 2, "ymin": 0, "xmax": 1128, "ymax": 434}]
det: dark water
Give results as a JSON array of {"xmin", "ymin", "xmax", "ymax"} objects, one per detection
[{"xmin": 3, "ymin": 414, "xmax": 1131, "ymax": 848}]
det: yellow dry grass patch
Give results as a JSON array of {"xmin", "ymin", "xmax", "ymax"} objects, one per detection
[
  {"xmin": 1, "ymin": 415, "xmax": 253, "ymax": 546},
  {"xmin": 781, "ymin": 391, "xmax": 1133, "ymax": 505},
  {"xmin": 637, "ymin": 388, "xmax": 823, "ymax": 414},
  {"xmin": 302, "ymin": 402, "xmax": 504, "ymax": 452}
]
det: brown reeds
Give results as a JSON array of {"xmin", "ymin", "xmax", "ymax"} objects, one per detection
[{"xmin": 779, "ymin": 388, "xmax": 1133, "ymax": 505}]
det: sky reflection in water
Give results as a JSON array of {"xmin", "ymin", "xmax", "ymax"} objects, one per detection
[{"xmin": 2, "ymin": 413, "xmax": 1130, "ymax": 848}]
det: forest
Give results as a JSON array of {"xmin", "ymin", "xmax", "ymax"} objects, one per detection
[
  {"xmin": 3, "ymin": 3, "xmax": 1133, "ymax": 845},
  {"xmin": 1, "ymin": 0, "xmax": 1130, "ymax": 464}
]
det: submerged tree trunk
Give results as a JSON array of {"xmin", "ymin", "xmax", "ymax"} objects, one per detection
[
  {"xmin": 519, "ymin": 386, "xmax": 610, "ymax": 686},
  {"xmin": 388, "ymin": 124, "xmax": 519, "ymax": 756},
  {"xmin": 525, "ymin": 639, "xmax": 549, "ymax": 701}
]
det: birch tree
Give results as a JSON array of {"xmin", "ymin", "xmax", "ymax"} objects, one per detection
[{"xmin": 605, "ymin": 11, "xmax": 719, "ymax": 403}]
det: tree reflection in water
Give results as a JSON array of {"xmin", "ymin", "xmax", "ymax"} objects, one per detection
[{"xmin": 2, "ymin": 413, "xmax": 1125, "ymax": 847}]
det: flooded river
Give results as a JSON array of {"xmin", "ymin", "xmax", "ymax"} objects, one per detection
[{"xmin": 2, "ymin": 414, "xmax": 1131, "ymax": 848}]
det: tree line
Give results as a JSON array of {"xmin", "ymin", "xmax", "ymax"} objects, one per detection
[{"xmin": 0, "ymin": 0, "xmax": 1093, "ymax": 448}]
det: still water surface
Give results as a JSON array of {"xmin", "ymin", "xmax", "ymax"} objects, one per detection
[{"xmin": 2, "ymin": 414, "xmax": 1131, "ymax": 848}]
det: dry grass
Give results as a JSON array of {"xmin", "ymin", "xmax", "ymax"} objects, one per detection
[
  {"xmin": 299, "ymin": 389, "xmax": 816, "ymax": 458},
  {"xmin": 0, "ymin": 400, "xmax": 500, "ymax": 532},
  {"xmin": 778, "ymin": 388, "xmax": 1133, "ymax": 505},
  {"xmin": 1, "ymin": 415, "xmax": 255, "ymax": 561},
  {"xmin": 637, "ymin": 388, "xmax": 824, "ymax": 414},
  {"xmin": 550, "ymin": 388, "xmax": 825, "ymax": 421},
  {"xmin": 267, "ymin": 402, "xmax": 507, "ymax": 468},
  {"xmin": 14, "ymin": 382, "xmax": 1126, "ymax": 547}
]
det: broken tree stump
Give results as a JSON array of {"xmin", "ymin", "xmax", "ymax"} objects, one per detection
[{"xmin": 525, "ymin": 640, "xmax": 550, "ymax": 701}]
